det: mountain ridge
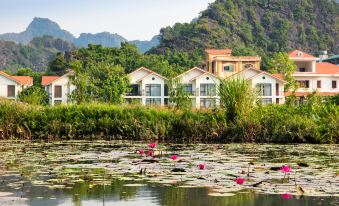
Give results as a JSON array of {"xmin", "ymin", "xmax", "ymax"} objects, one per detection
[{"xmin": 0, "ymin": 17, "xmax": 159, "ymax": 52}]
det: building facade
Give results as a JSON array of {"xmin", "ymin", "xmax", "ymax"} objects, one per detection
[
  {"xmin": 286, "ymin": 50, "xmax": 339, "ymax": 97},
  {"xmin": 41, "ymin": 72, "xmax": 75, "ymax": 106},
  {"xmin": 0, "ymin": 71, "xmax": 33, "ymax": 100},
  {"xmin": 125, "ymin": 67, "xmax": 169, "ymax": 106}
]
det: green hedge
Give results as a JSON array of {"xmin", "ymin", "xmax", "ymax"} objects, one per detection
[{"xmin": 0, "ymin": 99, "xmax": 337, "ymax": 143}]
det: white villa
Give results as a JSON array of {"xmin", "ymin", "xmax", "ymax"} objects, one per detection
[
  {"xmin": 0, "ymin": 71, "xmax": 33, "ymax": 99},
  {"xmin": 125, "ymin": 67, "xmax": 169, "ymax": 106},
  {"xmin": 285, "ymin": 49, "xmax": 339, "ymax": 99},
  {"xmin": 174, "ymin": 67, "xmax": 220, "ymax": 109},
  {"xmin": 41, "ymin": 71, "xmax": 75, "ymax": 106}
]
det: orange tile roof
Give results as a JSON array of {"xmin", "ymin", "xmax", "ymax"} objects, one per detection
[
  {"xmin": 0, "ymin": 71, "xmax": 33, "ymax": 85},
  {"xmin": 315, "ymin": 62, "xmax": 339, "ymax": 74},
  {"xmin": 285, "ymin": 92, "xmax": 339, "ymax": 97},
  {"xmin": 205, "ymin": 49, "xmax": 232, "ymax": 55},
  {"xmin": 288, "ymin": 49, "xmax": 316, "ymax": 58},
  {"xmin": 41, "ymin": 76, "xmax": 61, "ymax": 86},
  {"xmin": 272, "ymin": 73, "xmax": 285, "ymax": 80},
  {"xmin": 12, "ymin": 76, "xmax": 33, "ymax": 85}
]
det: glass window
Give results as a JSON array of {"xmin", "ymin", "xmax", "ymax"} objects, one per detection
[
  {"xmin": 260, "ymin": 98, "xmax": 272, "ymax": 105},
  {"xmin": 244, "ymin": 64, "xmax": 254, "ymax": 69},
  {"xmin": 54, "ymin": 86, "xmax": 62, "ymax": 98},
  {"xmin": 200, "ymin": 84, "xmax": 216, "ymax": 96},
  {"xmin": 127, "ymin": 84, "xmax": 141, "ymax": 96},
  {"xmin": 145, "ymin": 84, "xmax": 161, "ymax": 96},
  {"xmin": 256, "ymin": 84, "xmax": 272, "ymax": 96},
  {"xmin": 200, "ymin": 98, "xmax": 216, "ymax": 108},
  {"xmin": 183, "ymin": 84, "xmax": 193, "ymax": 95},
  {"xmin": 332, "ymin": 81, "xmax": 337, "ymax": 89},
  {"xmin": 298, "ymin": 80, "xmax": 310, "ymax": 88},
  {"xmin": 146, "ymin": 98, "xmax": 161, "ymax": 106},
  {"xmin": 7, "ymin": 85, "xmax": 15, "ymax": 97},
  {"xmin": 224, "ymin": 64, "xmax": 234, "ymax": 72},
  {"xmin": 317, "ymin": 81, "xmax": 321, "ymax": 89}
]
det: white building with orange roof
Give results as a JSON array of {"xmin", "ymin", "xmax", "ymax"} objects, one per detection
[
  {"xmin": 125, "ymin": 67, "xmax": 169, "ymax": 106},
  {"xmin": 0, "ymin": 71, "xmax": 33, "ymax": 100},
  {"xmin": 174, "ymin": 67, "xmax": 220, "ymax": 108},
  {"xmin": 41, "ymin": 71, "xmax": 75, "ymax": 105},
  {"xmin": 287, "ymin": 49, "xmax": 339, "ymax": 98}
]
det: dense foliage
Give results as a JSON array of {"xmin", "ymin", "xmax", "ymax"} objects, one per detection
[
  {"xmin": 0, "ymin": 36, "xmax": 75, "ymax": 72},
  {"xmin": 0, "ymin": 99, "xmax": 337, "ymax": 143},
  {"xmin": 151, "ymin": 0, "xmax": 339, "ymax": 69}
]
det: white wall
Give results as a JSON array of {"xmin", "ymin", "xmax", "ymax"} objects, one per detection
[
  {"xmin": 46, "ymin": 75, "xmax": 75, "ymax": 105},
  {"xmin": 0, "ymin": 75, "xmax": 22, "ymax": 99},
  {"xmin": 294, "ymin": 76, "xmax": 339, "ymax": 93}
]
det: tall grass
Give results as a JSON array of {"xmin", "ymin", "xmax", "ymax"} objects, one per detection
[{"xmin": 0, "ymin": 98, "xmax": 337, "ymax": 143}]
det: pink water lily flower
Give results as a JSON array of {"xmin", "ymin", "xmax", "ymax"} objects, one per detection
[
  {"xmin": 280, "ymin": 165, "xmax": 292, "ymax": 173},
  {"xmin": 148, "ymin": 143, "xmax": 156, "ymax": 149},
  {"xmin": 198, "ymin": 163, "xmax": 205, "ymax": 170},
  {"xmin": 281, "ymin": 193, "xmax": 293, "ymax": 199},
  {"xmin": 148, "ymin": 150, "xmax": 154, "ymax": 157},
  {"xmin": 170, "ymin": 155, "xmax": 177, "ymax": 161},
  {"xmin": 235, "ymin": 177, "xmax": 245, "ymax": 185},
  {"xmin": 137, "ymin": 149, "xmax": 145, "ymax": 155}
]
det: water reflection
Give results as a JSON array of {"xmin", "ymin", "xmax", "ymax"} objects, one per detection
[{"xmin": 0, "ymin": 175, "xmax": 337, "ymax": 206}]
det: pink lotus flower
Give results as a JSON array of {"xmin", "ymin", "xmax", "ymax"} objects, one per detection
[
  {"xmin": 280, "ymin": 165, "xmax": 292, "ymax": 173},
  {"xmin": 148, "ymin": 143, "xmax": 156, "ymax": 149},
  {"xmin": 148, "ymin": 150, "xmax": 154, "ymax": 157},
  {"xmin": 198, "ymin": 163, "xmax": 205, "ymax": 170},
  {"xmin": 281, "ymin": 193, "xmax": 293, "ymax": 199},
  {"xmin": 170, "ymin": 155, "xmax": 177, "ymax": 161},
  {"xmin": 235, "ymin": 177, "xmax": 245, "ymax": 185},
  {"xmin": 137, "ymin": 149, "xmax": 145, "ymax": 155}
]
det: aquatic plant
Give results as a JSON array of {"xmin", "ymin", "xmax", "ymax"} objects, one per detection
[
  {"xmin": 235, "ymin": 177, "xmax": 245, "ymax": 185},
  {"xmin": 170, "ymin": 155, "xmax": 177, "ymax": 161},
  {"xmin": 198, "ymin": 163, "xmax": 205, "ymax": 170}
]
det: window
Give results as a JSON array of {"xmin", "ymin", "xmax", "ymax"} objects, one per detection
[
  {"xmin": 299, "ymin": 68, "xmax": 306, "ymax": 72},
  {"xmin": 317, "ymin": 80, "xmax": 321, "ymax": 89},
  {"xmin": 54, "ymin": 86, "xmax": 62, "ymax": 98},
  {"xmin": 256, "ymin": 84, "xmax": 272, "ymax": 96},
  {"xmin": 244, "ymin": 63, "xmax": 254, "ymax": 69},
  {"xmin": 332, "ymin": 81, "xmax": 337, "ymax": 89},
  {"xmin": 276, "ymin": 83, "xmax": 279, "ymax": 96},
  {"xmin": 127, "ymin": 84, "xmax": 141, "ymax": 96},
  {"xmin": 260, "ymin": 98, "xmax": 273, "ymax": 105},
  {"xmin": 7, "ymin": 85, "xmax": 15, "ymax": 97},
  {"xmin": 298, "ymin": 80, "xmax": 310, "ymax": 88},
  {"xmin": 145, "ymin": 84, "xmax": 161, "ymax": 96},
  {"xmin": 183, "ymin": 84, "xmax": 193, "ymax": 95},
  {"xmin": 200, "ymin": 98, "xmax": 216, "ymax": 108},
  {"xmin": 200, "ymin": 84, "xmax": 216, "ymax": 96},
  {"xmin": 146, "ymin": 98, "xmax": 161, "ymax": 106},
  {"xmin": 297, "ymin": 52, "xmax": 303, "ymax": 57},
  {"xmin": 211, "ymin": 61, "xmax": 216, "ymax": 74},
  {"xmin": 223, "ymin": 64, "xmax": 234, "ymax": 72},
  {"xmin": 164, "ymin": 84, "xmax": 169, "ymax": 96}
]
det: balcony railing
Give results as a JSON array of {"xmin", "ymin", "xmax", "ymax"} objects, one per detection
[{"xmin": 126, "ymin": 91, "xmax": 142, "ymax": 96}]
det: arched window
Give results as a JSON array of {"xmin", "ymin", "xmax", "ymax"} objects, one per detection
[{"xmin": 244, "ymin": 63, "xmax": 254, "ymax": 69}]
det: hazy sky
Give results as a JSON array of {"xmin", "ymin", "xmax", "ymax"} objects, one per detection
[{"xmin": 0, "ymin": 0, "xmax": 214, "ymax": 40}]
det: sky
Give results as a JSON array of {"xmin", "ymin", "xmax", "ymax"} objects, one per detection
[{"xmin": 0, "ymin": 0, "xmax": 214, "ymax": 40}]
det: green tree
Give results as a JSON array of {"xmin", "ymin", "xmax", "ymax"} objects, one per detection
[
  {"xmin": 168, "ymin": 79, "xmax": 192, "ymax": 110},
  {"xmin": 219, "ymin": 77, "xmax": 257, "ymax": 121},
  {"xmin": 267, "ymin": 52, "xmax": 297, "ymax": 90},
  {"xmin": 15, "ymin": 68, "xmax": 43, "ymax": 86},
  {"xmin": 49, "ymin": 52, "xmax": 67, "ymax": 75},
  {"xmin": 18, "ymin": 86, "xmax": 48, "ymax": 105}
]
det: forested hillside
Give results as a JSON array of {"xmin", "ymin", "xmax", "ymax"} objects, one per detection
[
  {"xmin": 151, "ymin": 0, "xmax": 339, "ymax": 58},
  {"xmin": 0, "ymin": 36, "xmax": 75, "ymax": 72}
]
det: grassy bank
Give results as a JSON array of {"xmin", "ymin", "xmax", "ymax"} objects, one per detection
[{"xmin": 0, "ymin": 99, "xmax": 337, "ymax": 143}]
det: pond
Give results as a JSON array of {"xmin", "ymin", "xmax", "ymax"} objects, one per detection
[{"xmin": 0, "ymin": 141, "xmax": 337, "ymax": 206}]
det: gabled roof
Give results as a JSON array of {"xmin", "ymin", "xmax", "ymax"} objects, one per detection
[
  {"xmin": 249, "ymin": 71, "xmax": 287, "ymax": 83},
  {"xmin": 205, "ymin": 49, "xmax": 232, "ymax": 55},
  {"xmin": 41, "ymin": 71, "xmax": 73, "ymax": 86},
  {"xmin": 315, "ymin": 62, "xmax": 339, "ymax": 74},
  {"xmin": 128, "ymin": 67, "xmax": 155, "ymax": 76},
  {"xmin": 190, "ymin": 71, "xmax": 219, "ymax": 82},
  {"xmin": 174, "ymin": 67, "xmax": 207, "ymax": 79},
  {"xmin": 288, "ymin": 49, "xmax": 317, "ymax": 59},
  {"xmin": 136, "ymin": 72, "xmax": 168, "ymax": 82},
  {"xmin": 226, "ymin": 67, "xmax": 262, "ymax": 79},
  {"xmin": 129, "ymin": 67, "xmax": 168, "ymax": 82},
  {"xmin": 0, "ymin": 71, "xmax": 33, "ymax": 86}
]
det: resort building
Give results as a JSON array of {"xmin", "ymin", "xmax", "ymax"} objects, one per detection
[
  {"xmin": 41, "ymin": 71, "xmax": 75, "ymax": 105},
  {"xmin": 174, "ymin": 67, "xmax": 220, "ymax": 109},
  {"xmin": 205, "ymin": 49, "xmax": 261, "ymax": 78},
  {"xmin": 125, "ymin": 67, "xmax": 169, "ymax": 106},
  {"xmin": 286, "ymin": 49, "xmax": 339, "ymax": 98},
  {"xmin": 229, "ymin": 68, "xmax": 287, "ymax": 104},
  {"xmin": 0, "ymin": 71, "xmax": 33, "ymax": 100}
]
